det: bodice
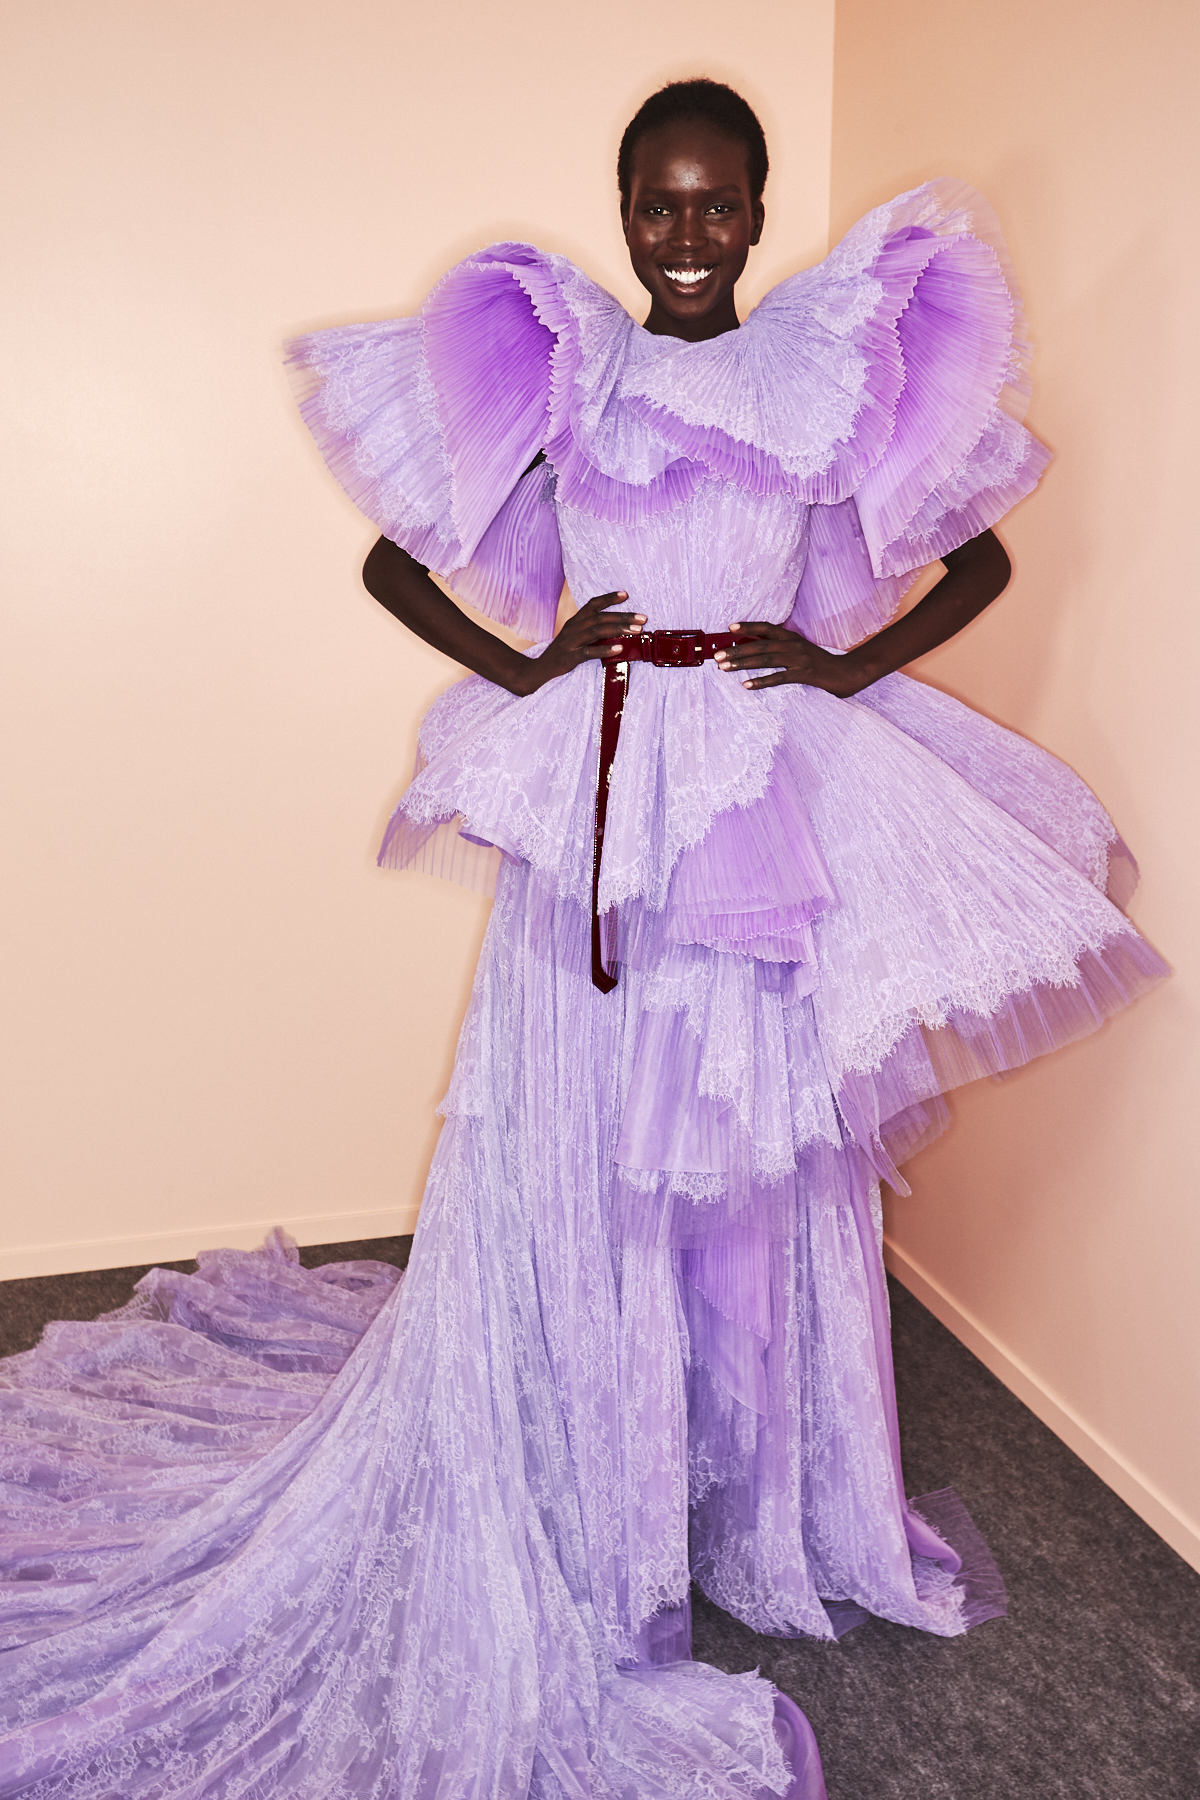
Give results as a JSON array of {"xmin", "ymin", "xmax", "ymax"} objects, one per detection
[{"xmin": 556, "ymin": 479, "xmax": 809, "ymax": 633}]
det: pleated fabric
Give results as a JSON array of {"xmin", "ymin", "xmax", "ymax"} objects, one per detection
[{"xmin": 0, "ymin": 180, "xmax": 1168, "ymax": 1797}]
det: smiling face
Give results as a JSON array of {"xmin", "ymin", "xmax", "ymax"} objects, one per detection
[{"xmin": 622, "ymin": 119, "xmax": 764, "ymax": 342}]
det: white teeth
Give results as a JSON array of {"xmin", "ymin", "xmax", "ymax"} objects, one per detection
[{"xmin": 663, "ymin": 266, "xmax": 714, "ymax": 285}]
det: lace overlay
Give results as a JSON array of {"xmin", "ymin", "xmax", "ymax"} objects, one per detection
[
  {"xmin": 853, "ymin": 672, "xmax": 1120, "ymax": 891},
  {"xmin": 0, "ymin": 1126, "xmax": 799, "ymax": 1798},
  {"xmin": 1, "ymin": 180, "xmax": 1169, "ymax": 1798}
]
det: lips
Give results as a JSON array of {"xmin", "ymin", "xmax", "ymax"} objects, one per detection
[{"xmin": 660, "ymin": 265, "xmax": 716, "ymax": 286}]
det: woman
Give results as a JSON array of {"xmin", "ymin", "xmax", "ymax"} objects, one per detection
[{"xmin": 0, "ymin": 78, "xmax": 1166, "ymax": 1800}]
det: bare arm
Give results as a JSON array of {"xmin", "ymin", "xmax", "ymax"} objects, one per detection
[
  {"xmin": 714, "ymin": 528, "xmax": 1013, "ymax": 697},
  {"xmin": 361, "ymin": 536, "xmax": 644, "ymax": 698}
]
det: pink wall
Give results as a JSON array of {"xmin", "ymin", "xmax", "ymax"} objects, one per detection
[
  {"xmin": 0, "ymin": 1, "xmax": 833, "ymax": 1277},
  {"xmin": 831, "ymin": 0, "xmax": 1199, "ymax": 1564}
]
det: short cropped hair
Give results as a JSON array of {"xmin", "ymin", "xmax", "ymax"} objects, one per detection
[{"xmin": 617, "ymin": 79, "xmax": 769, "ymax": 208}]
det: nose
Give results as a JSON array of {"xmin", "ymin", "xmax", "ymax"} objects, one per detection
[{"xmin": 668, "ymin": 203, "xmax": 709, "ymax": 252}]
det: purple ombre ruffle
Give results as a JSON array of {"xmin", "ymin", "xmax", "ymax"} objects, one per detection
[
  {"xmin": 786, "ymin": 409, "xmax": 1050, "ymax": 649},
  {"xmin": 286, "ymin": 289, "xmax": 567, "ymax": 641},
  {"xmin": 788, "ymin": 496, "xmax": 912, "ymax": 653},
  {"xmin": 447, "ymin": 457, "xmax": 564, "ymax": 635},
  {"xmin": 839, "ymin": 931, "xmax": 1168, "ymax": 1191},
  {"xmin": 662, "ymin": 747, "xmax": 836, "ymax": 963},
  {"xmin": 610, "ymin": 926, "xmax": 1167, "ymax": 1249},
  {"xmin": 850, "ymin": 229, "xmax": 1015, "ymax": 561},
  {"xmin": 370, "ymin": 645, "xmax": 1168, "ymax": 1269},
  {"xmin": 285, "ymin": 316, "xmax": 463, "ymax": 569},
  {"xmin": 373, "ymin": 653, "xmax": 1167, "ymax": 1255},
  {"xmin": 852, "ymin": 672, "xmax": 1126, "ymax": 894},
  {"xmin": 620, "ymin": 213, "xmax": 1009, "ymax": 512},
  {"xmin": 288, "ymin": 180, "xmax": 1050, "ymax": 661}
]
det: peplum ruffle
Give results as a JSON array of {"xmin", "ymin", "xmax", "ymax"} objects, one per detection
[
  {"xmin": 403, "ymin": 654, "xmax": 1167, "ymax": 1252},
  {"xmin": 603, "ymin": 680, "xmax": 1167, "ymax": 1238}
]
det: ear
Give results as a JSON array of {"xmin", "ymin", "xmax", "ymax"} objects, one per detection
[
  {"xmin": 620, "ymin": 203, "xmax": 631, "ymax": 244},
  {"xmin": 749, "ymin": 201, "xmax": 765, "ymax": 247}
]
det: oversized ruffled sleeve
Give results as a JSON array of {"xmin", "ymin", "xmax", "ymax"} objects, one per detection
[
  {"xmin": 286, "ymin": 246, "xmax": 573, "ymax": 641},
  {"xmin": 786, "ymin": 180, "xmax": 1051, "ymax": 645},
  {"xmin": 612, "ymin": 179, "xmax": 1050, "ymax": 648},
  {"xmin": 288, "ymin": 182, "xmax": 1048, "ymax": 651}
]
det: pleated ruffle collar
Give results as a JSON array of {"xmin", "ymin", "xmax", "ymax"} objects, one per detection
[{"xmin": 418, "ymin": 178, "xmax": 1031, "ymax": 524}]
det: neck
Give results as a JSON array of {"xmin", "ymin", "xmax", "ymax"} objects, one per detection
[{"xmin": 641, "ymin": 292, "xmax": 741, "ymax": 342}]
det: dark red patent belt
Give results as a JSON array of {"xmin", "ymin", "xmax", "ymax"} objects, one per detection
[{"xmin": 590, "ymin": 630, "xmax": 738, "ymax": 994}]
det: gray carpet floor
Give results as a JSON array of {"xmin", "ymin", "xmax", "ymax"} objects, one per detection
[{"xmin": 2, "ymin": 1238, "xmax": 1197, "ymax": 1798}]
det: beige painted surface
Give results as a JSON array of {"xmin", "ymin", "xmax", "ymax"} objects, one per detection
[
  {"xmin": 0, "ymin": 0, "xmax": 834, "ymax": 1277},
  {"xmin": 831, "ymin": 0, "xmax": 1199, "ymax": 1559}
]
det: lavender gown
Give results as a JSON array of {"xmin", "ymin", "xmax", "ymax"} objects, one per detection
[{"xmin": 0, "ymin": 183, "xmax": 1167, "ymax": 1798}]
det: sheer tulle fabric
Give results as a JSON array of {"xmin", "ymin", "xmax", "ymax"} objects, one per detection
[
  {"xmin": 377, "ymin": 657, "xmax": 1161, "ymax": 1095},
  {"xmin": 0, "ymin": 182, "xmax": 1169, "ymax": 1797},
  {"xmin": 3, "ymin": 854, "xmax": 1036, "ymax": 1794},
  {"xmin": 0, "ymin": 1144, "xmax": 816, "ymax": 1794}
]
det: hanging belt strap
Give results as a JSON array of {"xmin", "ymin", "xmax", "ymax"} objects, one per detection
[{"xmin": 590, "ymin": 630, "xmax": 739, "ymax": 993}]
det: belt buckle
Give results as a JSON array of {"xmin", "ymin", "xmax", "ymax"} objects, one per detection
[{"xmin": 650, "ymin": 629, "xmax": 704, "ymax": 668}]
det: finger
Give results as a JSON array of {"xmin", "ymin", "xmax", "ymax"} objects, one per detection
[
  {"xmin": 717, "ymin": 642, "xmax": 773, "ymax": 661},
  {"xmin": 742, "ymin": 670, "xmax": 791, "ymax": 689},
  {"xmin": 716, "ymin": 634, "xmax": 775, "ymax": 660},
  {"xmin": 579, "ymin": 619, "xmax": 644, "ymax": 643},
  {"xmin": 581, "ymin": 641, "xmax": 639, "ymax": 661},
  {"xmin": 719, "ymin": 650, "xmax": 805, "ymax": 671},
  {"xmin": 727, "ymin": 621, "xmax": 781, "ymax": 637},
  {"xmin": 581, "ymin": 625, "xmax": 643, "ymax": 646},
  {"xmin": 583, "ymin": 590, "xmax": 631, "ymax": 612}
]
